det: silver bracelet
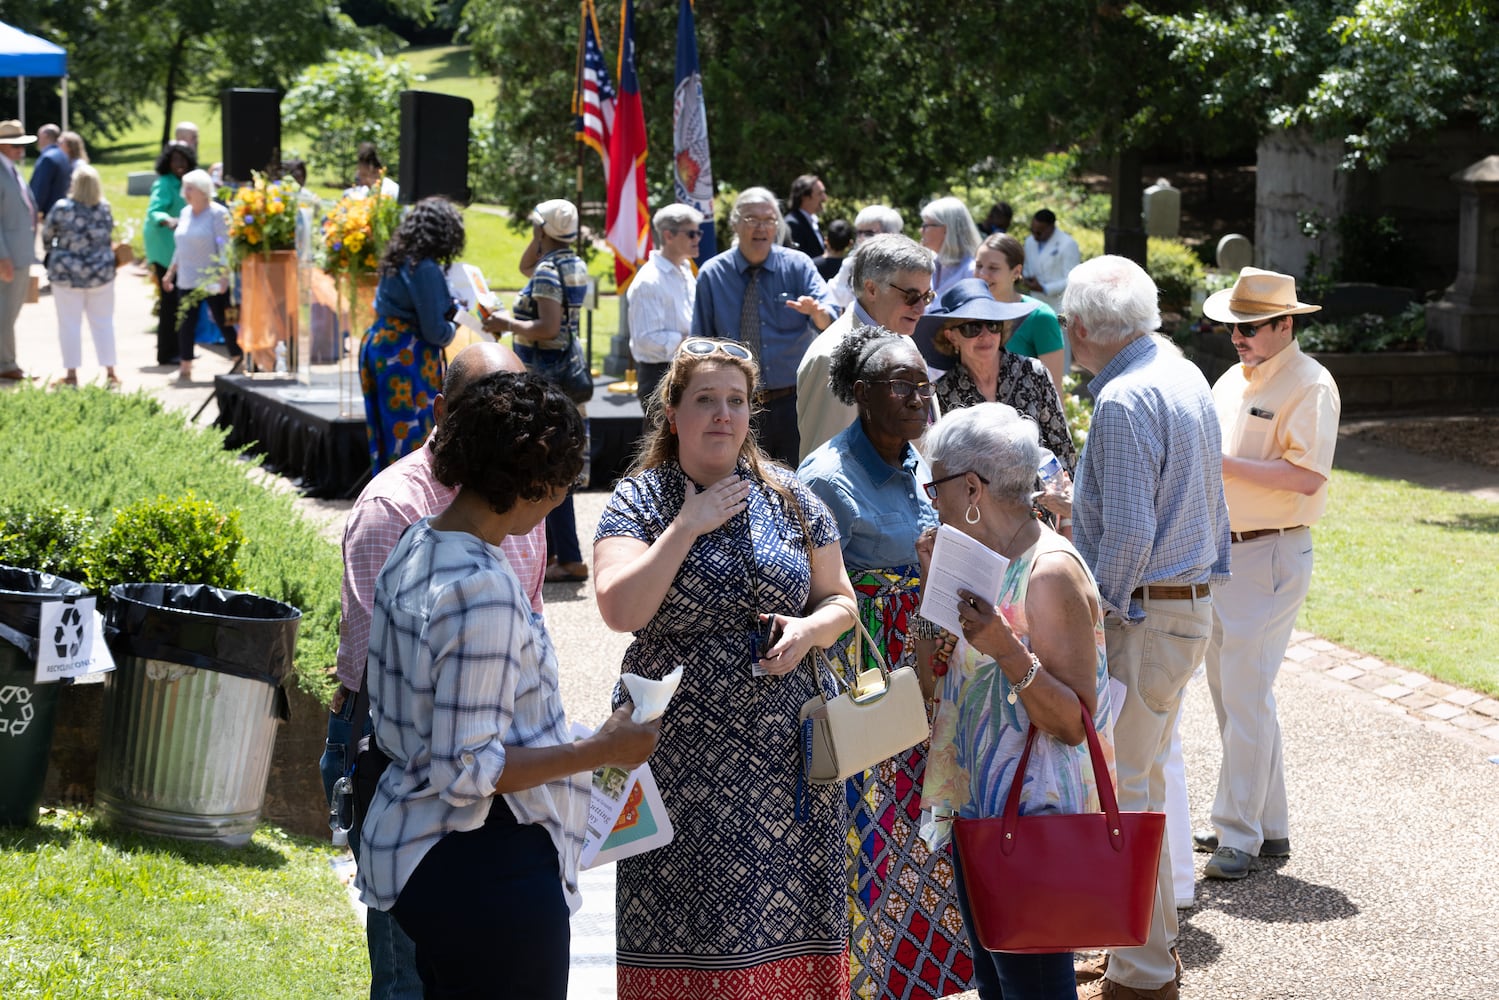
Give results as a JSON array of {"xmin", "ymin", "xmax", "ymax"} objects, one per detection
[{"xmin": 1007, "ymin": 653, "xmax": 1042, "ymax": 705}]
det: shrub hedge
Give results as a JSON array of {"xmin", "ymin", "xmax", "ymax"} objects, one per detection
[{"xmin": 0, "ymin": 386, "xmax": 341, "ymax": 703}]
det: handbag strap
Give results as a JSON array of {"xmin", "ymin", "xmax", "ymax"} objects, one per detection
[
  {"xmin": 812, "ymin": 610, "xmax": 890, "ymax": 699},
  {"xmin": 998, "ymin": 693, "xmax": 1123, "ymax": 854}
]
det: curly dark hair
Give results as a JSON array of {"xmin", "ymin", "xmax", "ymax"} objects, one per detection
[
  {"xmin": 155, "ymin": 141, "xmax": 197, "ymax": 176},
  {"xmin": 429, "ymin": 371, "xmax": 585, "ymax": 512},
  {"xmin": 379, "ymin": 197, "xmax": 466, "ymax": 279},
  {"xmin": 828, "ymin": 324, "xmax": 906, "ymax": 406}
]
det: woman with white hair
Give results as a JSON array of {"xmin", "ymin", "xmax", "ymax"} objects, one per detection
[
  {"xmin": 919, "ymin": 197, "xmax": 982, "ymax": 306},
  {"xmin": 162, "ymin": 168, "xmax": 237, "ymax": 383},
  {"xmin": 829, "ymin": 205, "xmax": 905, "ymax": 308},
  {"xmin": 42, "ymin": 164, "xmax": 117, "ymax": 387},
  {"xmin": 916, "ymin": 402, "xmax": 1114, "ymax": 1000}
]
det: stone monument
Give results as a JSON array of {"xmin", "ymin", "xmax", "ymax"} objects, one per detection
[{"xmin": 1426, "ymin": 155, "xmax": 1499, "ymax": 353}]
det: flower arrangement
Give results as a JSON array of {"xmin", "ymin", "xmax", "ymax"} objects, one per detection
[
  {"xmin": 227, "ymin": 172, "xmax": 300, "ymax": 258},
  {"xmin": 320, "ymin": 175, "xmax": 402, "ymax": 278}
]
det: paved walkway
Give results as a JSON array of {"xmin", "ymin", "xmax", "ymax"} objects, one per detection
[{"xmin": 11, "ymin": 271, "xmax": 1499, "ymax": 997}]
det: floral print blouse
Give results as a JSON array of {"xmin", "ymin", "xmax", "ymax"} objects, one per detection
[
  {"xmin": 43, "ymin": 199, "xmax": 116, "ymax": 289},
  {"xmin": 934, "ymin": 351, "xmax": 1078, "ymax": 475}
]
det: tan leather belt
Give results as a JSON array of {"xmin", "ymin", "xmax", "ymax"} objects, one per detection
[
  {"xmin": 1131, "ymin": 582, "xmax": 1211, "ymax": 601},
  {"xmin": 1231, "ymin": 525, "xmax": 1307, "ymax": 543}
]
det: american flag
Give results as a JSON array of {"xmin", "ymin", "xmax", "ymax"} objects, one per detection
[{"xmin": 574, "ymin": 0, "xmax": 616, "ymax": 170}]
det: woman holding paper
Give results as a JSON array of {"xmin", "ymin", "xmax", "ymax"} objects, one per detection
[
  {"xmin": 359, "ymin": 197, "xmax": 463, "ymax": 474},
  {"xmin": 355, "ymin": 370, "xmax": 659, "ymax": 999},
  {"xmin": 593, "ymin": 337, "xmax": 859, "ymax": 1000},
  {"xmin": 796, "ymin": 326, "xmax": 974, "ymax": 1000},
  {"xmin": 917, "ymin": 402, "xmax": 1114, "ymax": 999}
]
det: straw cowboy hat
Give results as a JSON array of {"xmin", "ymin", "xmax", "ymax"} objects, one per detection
[
  {"xmin": 0, "ymin": 121, "xmax": 37, "ymax": 145},
  {"xmin": 1203, "ymin": 267, "xmax": 1321, "ymax": 324}
]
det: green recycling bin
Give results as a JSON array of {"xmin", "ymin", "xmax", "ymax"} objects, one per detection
[{"xmin": 0, "ymin": 566, "xmax": 91, "ymax": 826}]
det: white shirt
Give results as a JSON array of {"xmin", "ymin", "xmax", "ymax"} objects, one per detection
[
  {"xmin": 1023, "ymin": 228, "xmax": 1081, "ymax": 310},
  {"xmin": 627, "ymin": 250, "xmax": 696, "ymax": 363}
]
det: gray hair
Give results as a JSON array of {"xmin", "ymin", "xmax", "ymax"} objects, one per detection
[
  {"xmin": 653, "ymin": 202, "xmax": 704, "ymax": 238},
  {"xmin": 180, "ymin": 169, "xmax": 215, "ymax": 199},
  {"xmin": 924, "ymin": 402, "xmax": 1040, "ymax": 508},
  {"xmin": 730, "ymin": 186, "xmax": 788, "ymax": 245},
  {"xmin": 67, "ymin": 163, "xmax": 103, "ymax": 207},
  {"xmin": 850, "ymin": 234, "xmax": 935, "ymax": 296},
  {"xmin": 921, "ymin": 196, "xmax": 982, "ymax": 266},
  {"xmin": 854, "ymin": 204, "xmax": 903, "ymax": 235},
  {"xmin": 1061, "ymin": 255, "xmax": 1161, "ymax": 348}
]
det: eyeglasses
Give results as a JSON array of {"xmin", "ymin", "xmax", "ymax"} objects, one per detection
[
  {"xmin": 886, "ymin": 281, "xmax": 936, "ymax": 307},
  {"xmin": 855, "ymin": 228, "xmax": 880, "ymax": 239},
  {"xmin": 923, "ymin": 470, "xmax": 990, "ymax": 501},
  {"xmin": 869, "ymin": 378, "xmax": 934, "ymax": 400},
  {"xmin": 954, "ymin": 320, "xmax": 1002, "ymax": 339},
  {"xmin": 678, "ymin": 338, "xmax": 754, "ymax": 361},
  {"xmin": 1225, "ymin": 319, "xmax": 1274, "ymax": 338},
  {"xmin": 670, "ymin": 229, "xmax": 703, "ymax": 240},
  {"xmin": 737, "ymin": 216, "xmax": 778, "ymax": 231}
]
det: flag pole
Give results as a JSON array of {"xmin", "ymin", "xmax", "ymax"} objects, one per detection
[{"xmin": 574, "ymin": 0, "xmax": 588, "ymax": 255}]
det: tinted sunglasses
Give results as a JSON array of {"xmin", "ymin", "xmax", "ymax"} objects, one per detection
[
  {"xmin": 886, "ymin": 281, "xmax": 936, "ymax": 308},
  {"xmin": 868, "ymin": 378, "xmax": 935, "ymax": 400},
  {"xmin": 678, "ymin": 338, "xmax": 754, "ymax": 361},
  {"xmin": 953, "ymin": 320, "xmax": 1003, "ymax": 339},
  {"xmin": 1225, "ymin": 319, "xmax": 1274, "ymax": 338}
]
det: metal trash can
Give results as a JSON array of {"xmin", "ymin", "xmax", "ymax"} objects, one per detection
[
  {"xmin": 96, "ymin": 583, "xmax": 301, "ymax": 847},
  {"xmin": 0, "ymin": 566, "xmax": 91, "ymax": 826}
]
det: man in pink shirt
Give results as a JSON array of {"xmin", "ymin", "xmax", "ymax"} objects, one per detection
[{"xmin": 320, "ymin": 341, "xmax": 546, "ymax": 999}]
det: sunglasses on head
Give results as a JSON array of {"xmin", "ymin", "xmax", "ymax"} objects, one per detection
[
  {"xmin": 886, "ymin": 281, "xmax": 936, "ymax": 308},
  {"xmin": 678, "ymin": 338, "xmax": 754, "ymax": 361},
  {"xmin": 953, "ymin": 320, "xmax": 1003, "ymax": 339}
]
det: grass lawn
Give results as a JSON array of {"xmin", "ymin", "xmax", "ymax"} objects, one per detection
[
  {"xmin": 1303, "ymin": 468, "xmax": 1499, "ymax": 695},
  {"xmin": 0, "ymin": 809, "xmax": 366, "ymax": 999}
]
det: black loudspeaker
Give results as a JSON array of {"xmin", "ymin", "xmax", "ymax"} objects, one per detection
[
  {"xmin": 220, "ymin": 89, "xmax": 281, "ymax": 184},
  {"xmin": 398, "ymin": 90, "xmax": 473, "ymax": 205}
]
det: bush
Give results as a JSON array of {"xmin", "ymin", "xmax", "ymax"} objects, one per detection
[
  {"xmin": 282, "ymin": 50, "xmax": 415, "ymax": 188},
  {"xmin": 0, "ymin": 386, "xmax": 342, "ymax": 704},
  {"xmin": 1300, "ymin": 303, "xmax": 1426, "ymax": 353},
  {"xmin": 0, "ymin": 503, "xmax": 94, "ymax": 581},
  {"xmin": 958, "ymin": 150, "xmax": 1112, "ymax": 232},
  {"xmin": 83, "ymin": 493, "xmax": 245, "ymax": 593},
  {"xmin": 1067, "ymin": 229, "xmax": 1206, "ymax": 316}
]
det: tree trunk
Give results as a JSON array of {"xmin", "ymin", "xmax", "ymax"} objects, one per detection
[
  {"xmin": 159, "ymin": 33, "xmax": 189, "ymax": 152},
  {"xmin": 1105, "ymin": 148, "xmax": 1148, "ymax": 265}
]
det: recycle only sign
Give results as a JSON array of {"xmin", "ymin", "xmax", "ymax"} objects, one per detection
[{"xmin": 34, "ymin": 597, "xmax": 114, "ymax": 683}]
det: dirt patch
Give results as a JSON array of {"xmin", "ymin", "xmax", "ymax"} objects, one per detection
[{"xmin": 1346, "ymin": 416, "xmax": 1499, "ymax": 471}]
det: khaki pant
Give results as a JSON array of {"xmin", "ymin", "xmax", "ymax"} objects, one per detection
[{"xmin": 1103, "ymin": 591, "xmax": 1214, "ymax": 991}]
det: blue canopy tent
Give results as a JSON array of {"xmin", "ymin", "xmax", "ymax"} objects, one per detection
[{"xmin": 0, "ymin": 21, "xmax": 69, "ymax": 129}]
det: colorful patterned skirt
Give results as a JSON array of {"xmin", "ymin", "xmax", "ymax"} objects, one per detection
[
  {"xmin": 358, "ymin": 314, "xmax": 444, "ymax": 474},
  {"xmin": 844, "ymin": 568, "xmax": 975, "ymax": 1000}
]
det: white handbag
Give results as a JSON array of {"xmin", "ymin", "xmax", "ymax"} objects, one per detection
[{"xmin": 798, "ymin": 614, "xmax": 930, "ymax": 784}]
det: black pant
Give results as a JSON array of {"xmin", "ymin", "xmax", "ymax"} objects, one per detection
[
  {"xmin": 174, "ymin": 288, "xmax": 239, "ymax": 364},
  {"xmin": 152, "ymin": 262, "xmax": 180, "ymax": 365},
  {"xmin": 390, "ymin": 799, "xmax": 570, "ymax": 999},
  {"xmin": 753, "ymin": 391, "xmax": 800, "ymax": 468},
  {"xmin": 635, "ymin": 362, "xmax": 669, "ymax": 412}
]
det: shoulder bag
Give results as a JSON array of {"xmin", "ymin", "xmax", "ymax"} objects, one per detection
[
  {"xmin": 798, "ymin": 613, "xmax": 929, "ymax": 784},
  {"xmin": 952, "ymin": 695, "xmax": 1165, "ymax": 954}
]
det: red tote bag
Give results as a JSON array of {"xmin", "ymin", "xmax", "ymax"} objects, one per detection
[{"xmin": 952, "ymin": 697, "xmax": 1165, "ymax": 954}]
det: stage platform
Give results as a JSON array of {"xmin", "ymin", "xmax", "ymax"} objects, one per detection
[{"xmin": 213, "ymin": 371, "xmax": 648, "ymax": 500}]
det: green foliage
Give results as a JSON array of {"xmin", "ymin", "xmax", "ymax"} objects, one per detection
[
  {"xmin": 0, "ymin": 386, "xmax": 341, "ymax": 703},
  {"xmin": 1062, "ymin": 373, "xmax": 1094, "ymax": 455},
  {"xmin": 1142, "ymin": 0, "xmax": 1499, "ymax": 169},
  {"xmin": 956, "ymin": 151, "xmax": 1113, "ymax": 232},
  {"xmin": 1299, "ymin": 303, "xmax": 1427, "ymax": 353},
  {"xmin": 0, "ymin": 809, "xmax": 367, "ymax": 998},
  {"xmin": 283, "ymin": 50, "xmax": 417, "ymax": 187},
  {"xmin": 1147, "ymin": 237, "xmax": 1209, "ymax": 315},
  {"xmin": 0, "ymin": 504, "xmax": 94, "ymax": 582},
  {"xmin": 83, "ymin": 493, "xmax": 246, "ymax": 594}
]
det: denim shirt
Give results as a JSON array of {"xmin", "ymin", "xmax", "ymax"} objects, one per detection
[
  {"xmin": 373, "ymin": 258, "xmax": 457, "ymax": 348},
  {"xmin": 797, "ymin": 419, "xmax": 937, "ymax": 572}
]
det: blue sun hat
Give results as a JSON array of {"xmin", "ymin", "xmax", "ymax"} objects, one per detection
[{"xmin": 912, "ymin": 279, "xmax": 1038, "ymax": 371}]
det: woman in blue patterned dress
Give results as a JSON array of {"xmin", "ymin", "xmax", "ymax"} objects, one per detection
[
  {"xmin": 797, "ymin": 326, "xmax": 974, "ymax": 1000},
  {"xmin": 916, "ymin": 402, "xmax": 1115, "ymax": 1000},
  {"xmin": 593, "ymin": 338, "xmax": 860, "ymax": 1000},
  {"xmin": 360, "ymin": 197, "xmax": 463, "ymax": 474}
]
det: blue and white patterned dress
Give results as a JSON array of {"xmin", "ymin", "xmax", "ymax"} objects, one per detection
[{"xmin": 597, "ymin": 460, "xmax": 851, "ymax": 1000}]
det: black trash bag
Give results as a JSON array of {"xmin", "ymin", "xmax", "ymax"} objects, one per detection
[
  {"xmin": 105, "ymin": 583, "xmax": 302, "ymax": 720},
  {"xmin": 0, "ymin": 566, "xmax": 91, "ymax": 660}
]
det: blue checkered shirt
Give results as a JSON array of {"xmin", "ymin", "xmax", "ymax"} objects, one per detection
[
  {"xmin": 355, "ymin": 518, "xmax": 589, "ymax": 913},
  {"xmin": 1072, "ymin": 335, "xmax": 1231, "ymax": 622}
]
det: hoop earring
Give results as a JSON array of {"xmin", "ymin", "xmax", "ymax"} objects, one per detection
[{"xmin": 965, "ymin": 503, "xmax": 981, "ymax": 525}]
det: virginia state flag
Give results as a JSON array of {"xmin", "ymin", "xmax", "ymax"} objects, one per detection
[
  {"xmin": 605, "ymin": 0, "xmax": 651, "ymax": 290},
  {"xmin": 673, "ymin": 0, "xmax": 716, "ymax": 263}
]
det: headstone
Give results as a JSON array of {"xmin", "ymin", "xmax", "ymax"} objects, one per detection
[
  {"xmin": 1143, "ymin": 178, "xmax": 1181, "ymax": 239},
  {"xmin": 1427, "ymin": 155, "xmax": 1499, "ymax": 353},
  {"xmin": 1217, "ymin": 234, "xmax": 1254, "ymax": 273}
]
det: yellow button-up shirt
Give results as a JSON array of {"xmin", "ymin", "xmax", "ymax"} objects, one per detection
[{"xmin": 1212, "ymin": 341, "xmax": 1341, "ymax": 532}]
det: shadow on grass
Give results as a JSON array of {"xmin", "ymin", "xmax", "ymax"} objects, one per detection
[
  {"xmin": 419, "ymin": 48, "xmax": 474, "ymax": 82},
  {"xmin": 1419, "ymin": 512, "xmax": 1499, "ymax": 534},
  {"xmin": 3, "ymin": 810, "xmax": 287, "ymax": 869}
]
